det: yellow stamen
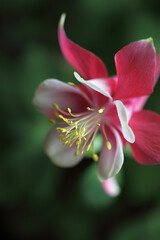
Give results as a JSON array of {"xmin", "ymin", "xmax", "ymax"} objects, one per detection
[
  {"xmin": 49, "ymin": 119, "xmax": 56, "ymax": 124},
  {"xmin": 81, "ymin": 127, "xmax": 85, "ymax": 136},
  {"xmin": 59, "ymin": 134, "xmax": 65, "ymax": 141},
  {"xmin": 75, "ymin": 122, "xmax": 78, "ymax": 129},
  {"xmin": 102, "ymin": 125, "xmax": 112, "ymax": 150},
  {"xmin": 98, "ymin": 108, "xmax": 104, "ymax": 114},
  {"xmin": 68, "ymin": 82, "xmax": 75, "ymax": 86},
  {"xmin": 87, "ymin": 144, "xmax": 91, "ymax": 151},
  {"xmin": 106, "ymin": 141, "xmax": 112, "ymax": 150},
  {"xmin": 75, "ymin": 149, "xmax": 79, "ymax": 156},
  {"xmin": 76, "ymin": 138, "xmax": 81, "ymax": 145},
  {"xmin": 75, "ymin": 152, "xmax": 79, "ymax": 156},
  {"xmin": 58, "ymin": 114, "xmax": 65, "ymax": 121},
  {"xmin": 56, "ymin": 127, "xmax": 67, "ymax": 133},
  {"xmin": 68, "ymin": 108, "xmax": 71, "ymax": 114},
  {"xmin": 78, "ymin": 130, "xmax": 81, "ymax": 137},
  {"xmin": 63, "ymin": 141, "xmax": 69, "ymax": 146},
  {"xmin": 86, "ymin": 126, "xmax": 99, "ymax": 153},
  {"xmin": 53, "ymin": 103, "xmax": 102, "ymax": 157},
  {"xmin": 52, "ymin": 102, "xmax": 76, "ymax": 118},
  {"xmin": 92, "ymin": 154, "xmax": 99, "ymax": 162},
  {"xmin": 58, "ymin": 114, "xmax": 73, "ymax": 125},
  {"xmin": 52, "ymin": 103, "xmax": 59, "ymax": 109},
  {"xmin": 67, "ymin": 107, "xmax": 79, "ymax": 118}
]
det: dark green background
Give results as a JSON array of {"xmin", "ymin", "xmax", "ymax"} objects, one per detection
[{"xmin": 1, "ymin": 0, "xmax": 160, "ymax": 239}]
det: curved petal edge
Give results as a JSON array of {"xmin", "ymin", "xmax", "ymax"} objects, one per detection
[
  {"xmin": 97, "ymin": 126, "xmax": 124, "ymax": 181},
  {"xmin": 114, "ymin": 100, "xmax": 135, "ymax": 143},
  {"xmin": 58, "ymin": 14, "xmax": 108, "ymax": 80}
]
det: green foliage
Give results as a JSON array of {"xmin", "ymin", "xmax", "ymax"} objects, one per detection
[
  {"xmin": 111, "ymin": 208, "xmax": 160, "ymax": 240},
  {"xmin": 78, "ymin": 164, "xmax": 115, "ymax": 209}
]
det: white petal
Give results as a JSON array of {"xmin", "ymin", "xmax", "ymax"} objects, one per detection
[
  {"xmin": 74, "ymin": 72, "xmax": 112, "ymax": 99},
  {"xmin": 44, "ymin": 127, "xmax": 83, "ymax": 167},
  {"xmin": 97, "ymin": 126, "xmax": 124, "ymax": 181},
  {"xmin": 114, "ymin": 100, "xmax": 135, "ymax": 143},
  {"xmin": 102, "ymin": 177, "xmax": 121, "ymax": 197},
  {"xmin": 33, "ymin": 78, "xmax": 90, "ymax": 112}
]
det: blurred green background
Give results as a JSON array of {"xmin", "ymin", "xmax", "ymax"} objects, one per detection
[{"xmin": 1, "ymin": 0, "xmax": 160, "ymax": 239}]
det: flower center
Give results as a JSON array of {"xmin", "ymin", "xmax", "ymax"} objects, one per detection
[{"xmin": 50, "ymin": 103, "xmax": 111, "ymax": 161}]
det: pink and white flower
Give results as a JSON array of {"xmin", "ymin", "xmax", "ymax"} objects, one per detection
[{"xmin": 33, "ymin": 14, "xmax": 160, "ymax": 196}]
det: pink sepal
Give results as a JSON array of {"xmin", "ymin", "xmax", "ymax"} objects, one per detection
[
  {"xmin": 114, "ymin": 39, "xmax": 156, "ymax": 100},
  {"xmin": 129, "ymin": 110, "xmax": 160, "ymax": 164},
  {"xmin": 58, "ymin": 15, "xmax": 108, "ymax": 80}
]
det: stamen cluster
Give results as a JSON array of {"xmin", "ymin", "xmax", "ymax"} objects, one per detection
[{"xmin": 50, "ymin": 103, "xmax": 111, "ymax": 161}]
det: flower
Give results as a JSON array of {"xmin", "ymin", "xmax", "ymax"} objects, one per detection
[{"xmin": 33, "ymin": 14, "xmax": 160, "ymax": 195}]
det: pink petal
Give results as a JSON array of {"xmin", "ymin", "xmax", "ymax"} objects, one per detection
[
  {"xmin": 44, "ymin": 127, "xmax": 84, "ymax": 167},
  {"xmin": 58, "ymin": 14, "xmax": 108, "ymax": 80},
  {"xmin": 97, "ymin": 126, "xmax": 124, "ymax": 181},
  {"xmin": 155, "ymin": 53, "xmax": 160, "ymax": 83},
  {"xmin": 33, "ymin": 79, "xmax": 90, "ymax": 114},
  {"xmin": 129, "ymin": 110, "xmax": 160, "ymax": 164},
  {"xmin": 114, "ymin": 39, "xmax": 156, "ymax": 100},
  {"xmin": 102, "ymin": 177, "xmax": 120, "ymax": 196},
  {"xmin": 123, "ymin": 53, "xmax": 160, "ymax": 118},
  {"xmin": 124, "ymin": 96, "xmax": 149, "ymax": 120}
]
